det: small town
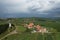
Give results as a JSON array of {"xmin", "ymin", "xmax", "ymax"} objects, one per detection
[{"xmin": 24, "ymin": 22, "xmax": 48, "ymax": 33}]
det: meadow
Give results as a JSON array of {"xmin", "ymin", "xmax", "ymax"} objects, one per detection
[{"xmin": 0, "ymin": 17, "xmax": 60, "ymax": 40}]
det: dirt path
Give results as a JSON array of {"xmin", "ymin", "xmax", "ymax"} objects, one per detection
[{"xmin": 0, "ymin": 30, "xmax": 17, "ymax": 40}]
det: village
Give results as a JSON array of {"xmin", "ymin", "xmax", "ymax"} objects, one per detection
[
  {"xmin": 8, "ymin": 22, "xmax": 49, "ymax": 33},
  {"xmin": 24, "ymin": 22, "xmax": 48, "ymax": 33}
]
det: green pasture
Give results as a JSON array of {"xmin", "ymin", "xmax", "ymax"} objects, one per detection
[{"xmin": 0, "ymin": 18, "xmax": 60, "ymax": 40}]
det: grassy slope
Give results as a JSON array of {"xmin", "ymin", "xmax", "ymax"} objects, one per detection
[
  {"xmin": 0, "ymin": 18, "xmax": 60, "ymax": 40},
  {"xmin": 2, "ymin": 32, "xmax": 60, "ymax": 40}
]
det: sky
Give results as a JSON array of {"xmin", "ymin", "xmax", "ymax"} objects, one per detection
[{"xmin": 0, "ymin": 0, "xmax": 60, "ymax": 18}]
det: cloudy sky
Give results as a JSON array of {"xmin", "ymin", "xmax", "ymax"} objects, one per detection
[{"xmin": 0, "ymin": 0, "xmax": 60, "ymax": 18}]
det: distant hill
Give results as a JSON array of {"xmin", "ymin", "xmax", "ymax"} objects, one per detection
[{"xmin": 0, "ymin": 13, "xmax": 60, "ymax": 19}]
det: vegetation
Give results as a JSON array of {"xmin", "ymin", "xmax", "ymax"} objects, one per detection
[
  {"xmin": 2, "ymin": 32, "xmax": 60, "ymax": 40},
  {"xmin": 0, "ymin": 17, "xmax": 60, "ymax": 40}
]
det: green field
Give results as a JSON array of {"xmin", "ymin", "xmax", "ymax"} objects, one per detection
[
  {"xmin": 2, "ymin": 32, "xmax": 60, "ymax": 40},
  {"xmin": 0, "ymin": 17, "xmax": 60, "ymax": 40}
]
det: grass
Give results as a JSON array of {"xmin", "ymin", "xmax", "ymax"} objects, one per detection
[
  {"xmin": 2, "ymin": 32, "xmax": 60, "ymax": 40},
  {"xmin": 0, "ymin": 18, "xmax": 60, "ymax": 40}
]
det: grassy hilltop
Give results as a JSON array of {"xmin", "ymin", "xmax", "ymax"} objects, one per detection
[{"xmin": 0, "ymin": 17, "xmax": 60, "ymax": 40}]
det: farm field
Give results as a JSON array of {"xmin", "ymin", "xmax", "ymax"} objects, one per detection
[
  {"xmin": 0, "ymin": 17, "xmax": 60, "ymax": 40},
  {"xmin": 2, "ymin": 32, "xmax": 60, "ymax": 40}
]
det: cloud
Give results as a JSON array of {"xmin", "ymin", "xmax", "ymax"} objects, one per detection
[
  {"xmin": 0, "ymin": 0, "xmax": 60, "ymax": 14},
  {"xmin": 0, "ymin": 0, "xmax": 60, "ymax": 18}
]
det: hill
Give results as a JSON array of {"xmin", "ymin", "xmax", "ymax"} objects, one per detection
[{"xmin": 0, "ymin": 17, "xmax": 60, "ymax": 40}]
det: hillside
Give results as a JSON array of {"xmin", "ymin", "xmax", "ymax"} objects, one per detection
[{"xmin": 0, "ymin": 17, "xmax": 60, "ymax": 40}]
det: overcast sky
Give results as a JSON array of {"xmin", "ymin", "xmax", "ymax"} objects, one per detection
[{"xmin": 0, "ymin": 0, "xmax": 60, "ymax": 18}]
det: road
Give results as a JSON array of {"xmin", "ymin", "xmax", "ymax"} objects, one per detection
[{"xmin": 0, "ymin": 30, "xmax": 17, "ymax": 40}]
